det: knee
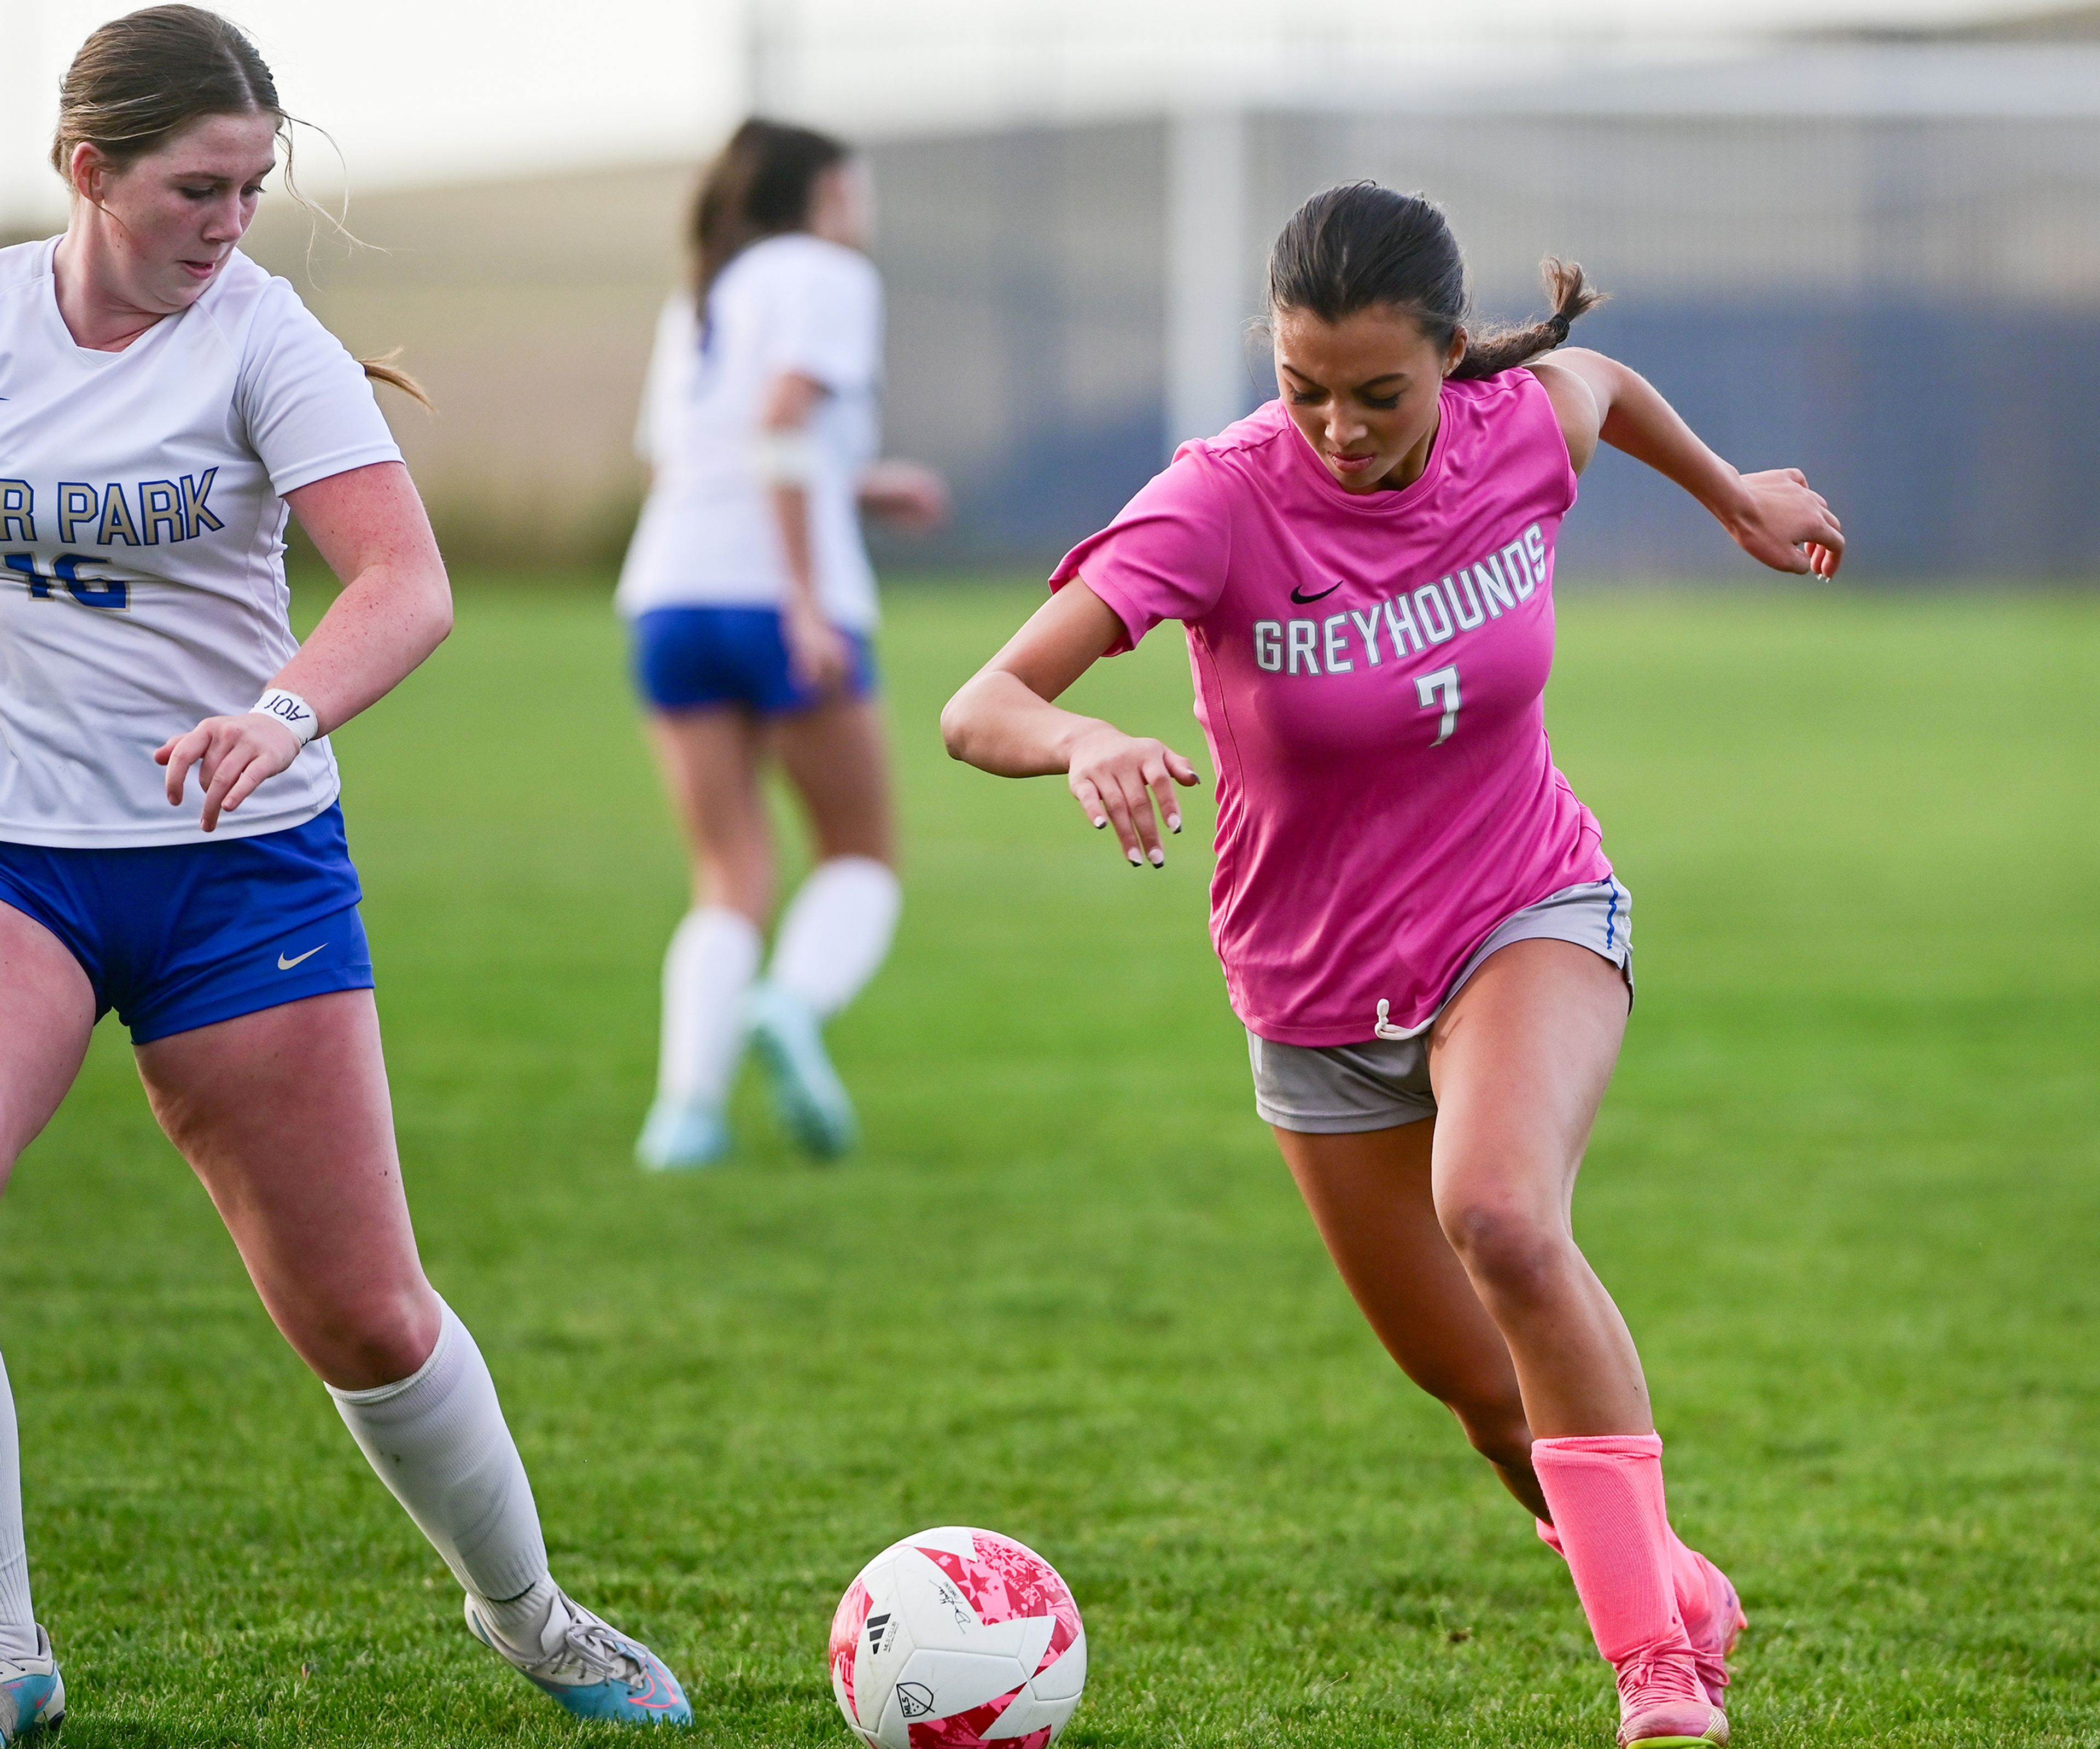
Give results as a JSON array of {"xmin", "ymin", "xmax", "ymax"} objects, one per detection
[
  {"xmin": 1436, "ymin": 1196, "xmax": 1574, "ymax": 1305},
  {"xmin": 1449, "ymin": 1401, "xmax": 1533, "ymax": 1473},
  {"xmin": 306, "ymin": 1284, "xmax": 444, "ymax": 1392}
]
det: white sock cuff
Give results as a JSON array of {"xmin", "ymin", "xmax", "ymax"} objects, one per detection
[
  {"xmin": 327, "ymin": 1301, "xmax": 460, "ymax": 1408},
  {"xmin": 674, "ymin": 905, "xmax": 761, "ymax": 958},
  {"xmin": 815, "ymin": 855, "xmax": 899, "ymax": 900},
  {"xmin": 812, "ymin": 854, "xmax": 894, "ymax": 883}
]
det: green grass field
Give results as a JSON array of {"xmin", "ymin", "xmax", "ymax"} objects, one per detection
[{"xmin": 8, "ymin": 580, "xmax": 2098, "ymax": 1748}]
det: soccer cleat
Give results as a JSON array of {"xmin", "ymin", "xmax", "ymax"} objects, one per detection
[
  {"xmin": 0, "ymin": 1625, "xmax": 64, "ymax": 1744},
  {"xmin": 1614, "ymin": 1649, "xmax": 1728, "ymax": 1748},
  {"xmin": 465, "ymin": 1587, "xmax": 692, "ymax": 1725},
  {"xmin": 746, "ymin": 981, "xmax": 856, "ymax": 1158},
  {"xmin": 635, "ymin": 1098, "xmax": 730, "ymax": 1171},
  {"xmin": 1682, "ymin": 1552, "xmax": 1747, "ymax": 1707}
]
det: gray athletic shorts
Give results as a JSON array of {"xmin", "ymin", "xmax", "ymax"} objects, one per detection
[{"xmin": 1247, "ymin": 876, "xmax": 1633, "ymax": 1134}]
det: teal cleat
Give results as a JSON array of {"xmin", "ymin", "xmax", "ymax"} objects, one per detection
[
  {"xmin": 746, "ymin": 981, "xmax": 856, "ymax": 1158},
  {"xmin": 635, "ymin": 1098, "xmax": 730, "ymax": 1171},
  {"xmin": 465, "ymin": 1589, "xmax": 692, "ymax": 1726},
  {"xmin": 0, "ymin": 1626, "xmax": 63, "ymax": 1744}
]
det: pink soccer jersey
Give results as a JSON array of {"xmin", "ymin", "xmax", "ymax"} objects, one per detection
[{"xmin": 1051, "ymin": 371, "xmax": 1611, "ymax": 1047}]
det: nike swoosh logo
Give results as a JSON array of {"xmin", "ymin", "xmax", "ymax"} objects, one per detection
[
  {"xmin": 277, "ymin": 944, "xmax": 326, "ymax": 970},
  {"xmin": 1290, "ymin": 580, "xmax": 1343, "ymax": 604}
]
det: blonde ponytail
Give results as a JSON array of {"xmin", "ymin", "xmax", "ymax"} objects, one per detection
[{"xmin": 359, "ymin": 349, "xmax": 431, "ymax": 410}]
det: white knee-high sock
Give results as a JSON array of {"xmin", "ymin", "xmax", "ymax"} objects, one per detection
[
  {"xmin": 0, "ymin": 1352, "xmax": 37, "ymax": 1660},
  {"xmin": 329, "ymin": 1303, "xmax": 548, "ymax": 1607},
  {"xmin": 659, "ymin": 907, "xmax": 761, "ymax": 1108},
  {"xmin": 768, "ymin": 858, "xmax": 900, "ymax": 1018}
]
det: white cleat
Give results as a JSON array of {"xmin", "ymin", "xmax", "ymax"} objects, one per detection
[
  {"xmin": 746, "ymin": 981, "xmax": 856, "ymax": 1158},
  {"xmin": 0, "ymin": 1626, "xmax": 63, "ymax": 1745},
  {"xmin": 465, "ymin": 1584, "xmax": 692, "ymax": 1725},
  {"xmin": 635, "ymin": 1098, "xmax": 731, "ymax": 1171}
]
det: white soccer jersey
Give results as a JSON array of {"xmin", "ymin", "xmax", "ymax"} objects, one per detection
[
  {"xmin": 0, "ymin": 238, "xmax": 402, "ymax": 847},
  {"xmin": 616, "ymin": 233, "xmax": 884, "ymax": 632}
]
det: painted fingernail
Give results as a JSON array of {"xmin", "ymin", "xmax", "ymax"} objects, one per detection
[
  {"xmin": 1127, "ymin": 848, "xmax": 1141, "ymax": 866},
  {"xmin": 1149, "ymin": 848, "xmax": 1165, "ymax": 867},
  {"xmin": 1168, "ymin": 814, "xmax": 1183, "ymax": 833},
  {"xmin": 1093, "ymin": 817, "xmax": 1107, "ymax": 829}
]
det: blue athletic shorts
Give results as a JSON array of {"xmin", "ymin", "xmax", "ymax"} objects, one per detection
[
  {"xmin": 0, "ymin": 803, "xmax": 374, "ymax": 1045},
  {"xmin": 629, "ymin": 605, "xmax": 877, "ymax": 715}
]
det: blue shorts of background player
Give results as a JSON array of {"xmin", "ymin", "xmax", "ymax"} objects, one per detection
[
  {"xmin": 629, "ymin": 604, "xmax": 878, "ymax": 714},
  {"xmin": 0, "ymin": 804, "xmax": 373, "ymax": 1045}
]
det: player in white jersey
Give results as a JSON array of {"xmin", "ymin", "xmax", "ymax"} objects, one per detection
[
  {"xmin": 620, "ymin": 120, "xmax": 947, "ymax": 1170},
  {"xmin": 0, "ymin": 7, "xmax": 691, "ymax": 1731}
]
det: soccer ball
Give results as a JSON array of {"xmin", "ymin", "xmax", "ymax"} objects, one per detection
[{"xmin": 827, "ymin": 1525, "xmax": 1087, "ymax": 1748}]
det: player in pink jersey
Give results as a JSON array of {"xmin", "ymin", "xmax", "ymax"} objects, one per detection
[{"xmin": 943, "ymin": 184, "xmax": 1841, "ymax": 1749}]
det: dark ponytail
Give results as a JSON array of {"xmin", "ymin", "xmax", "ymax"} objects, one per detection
[
  {"xmin": 1267, "ymin": 183, "xmax": 1606, "ymax": 379},
  {"xmin": 688, "ymin": 117, "xmax": 851, "ymax": 305}
]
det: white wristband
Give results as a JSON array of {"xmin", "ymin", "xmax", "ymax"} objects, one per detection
[
  {"xmin": 749, "ymin": 429, "xmax": 820, "ymax": 485},
  {"xmin": 251, "ymin": 687, "xmax": 320, "ymax": 746}
]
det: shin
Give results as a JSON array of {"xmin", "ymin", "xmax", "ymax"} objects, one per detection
[
  {"xmin": 1275, "ymin": 1120, "xmax": 1551, "ymax": 1517},
  {"xmin": 330, "ymin": 1302, "xmax": 550, "ymax": 1608},
  {"xmin": 0, "ymin": 905, "xmax": 98, "ymax": 1661}
]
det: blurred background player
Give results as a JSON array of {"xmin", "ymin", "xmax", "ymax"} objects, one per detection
[
  {"xmin": 0, "ymin": 6, "xmax": 690, "ymax": 1727},
  {"xmin": 621, "ymin": 119, "xmax": 948, "ymax": 1171},
  {"xmin": 942, "ymin": 184, "xmax": 1841, "ymax": 1749}
]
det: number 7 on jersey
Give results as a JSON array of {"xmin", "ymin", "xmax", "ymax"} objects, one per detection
[{"xmin": 1416, "ymin": 664, "xmax": 1460, "ymax": 745}]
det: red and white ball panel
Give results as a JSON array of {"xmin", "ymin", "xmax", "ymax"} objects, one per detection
[{"xmin": 828, "ymin": 1526, "xmax": 1088, "ymax": 1748}]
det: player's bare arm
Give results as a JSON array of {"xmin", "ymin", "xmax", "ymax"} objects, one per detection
[
  {"xmin": 1532, "ymin": 347, "xmax": 1844, "ymax": 577},
  {"xmin": 941, "ymin": 580, "xmax": 1200, "ymax": 868},
  {"xmin": 759, "ymin": 367, "xmax": 853, "ymax": 691},
  {"xmin": 855, "ymin": 458, "xmax": 949, "ymax": 529},
  {"xmin": 155, "ymin": 460, "xmax": 452, "ymax": 832}
]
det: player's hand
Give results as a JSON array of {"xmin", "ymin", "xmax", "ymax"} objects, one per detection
[
  {"xmin": 783, "ymin": 599, "xmax": 852, "ymax": 693},
  {"xmin": 1723, "ymin": 468, "xmax": 1845, "ymax": 579},
  {"xmin": 859, "ymin": 460, "xmax": 950, "ymax": 533},
  {"xmin": 155, "ymin": 712, "xmax": 304, "ymax": 833},
  {"xmin": 1065, "ymin": 723, "xmax": 1200, "ymax": 868}
]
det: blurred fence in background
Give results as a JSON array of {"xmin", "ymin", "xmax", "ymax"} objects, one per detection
[{"xmin": 243, "ymin": 40, "xmax": 2100, "ymax": 580}]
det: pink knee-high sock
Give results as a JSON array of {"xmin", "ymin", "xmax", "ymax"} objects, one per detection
[
  {"xmin": 1530, "ymin": 1433, "xmax": 1695, "ymax": 1665},
  {"xmin": 1536, "ymin": 1515, "xmax": 1713, "ymax": 1637}
]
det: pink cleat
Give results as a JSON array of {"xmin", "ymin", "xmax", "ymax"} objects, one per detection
[
  {"xmin": 1614, "ymin": 1649, "xmax": 1729, "ymax": 1748},
  {"xmin": 1678, "ymin": 1551, "xmax": 1747, "ymax": 1707},
  {"xmin": 1535, "ymin": 1519, "xmax": 1748, "ymax": 1711}
]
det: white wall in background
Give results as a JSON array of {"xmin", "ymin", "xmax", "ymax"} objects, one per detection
[
  {"xmin": 2, "ymin": 0, "xmax": 737, "ymax": 231},
  {"xmin": 2, "ymin": 0, "xmax": 2055, "ymax": 231},
  {"xmin": 1165, "ymin": 109, "xmax": 1253, "ymax": 456}
]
